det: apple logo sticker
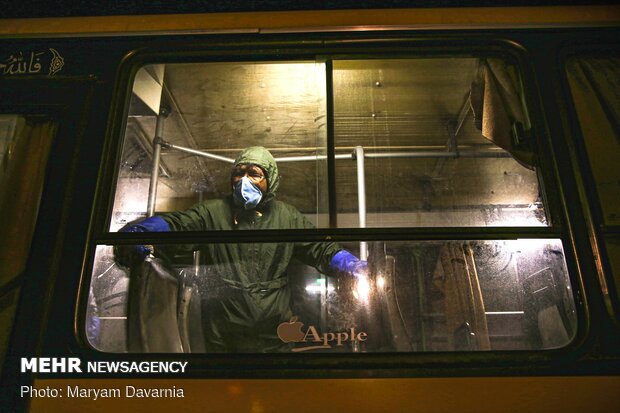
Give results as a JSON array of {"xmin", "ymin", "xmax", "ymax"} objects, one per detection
[{"xmin": 277, "ymin": 316, "xmax": 305, "ymax": 343}]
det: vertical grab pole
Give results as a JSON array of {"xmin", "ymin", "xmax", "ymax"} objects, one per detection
[
  {"xmin": 355, "ymin": 145, "xmax": 368, "ymax": 260},
  {"xmin": 193, "ymin": 191, "xmax": 204, "ymax": 275},
  {"xmin": 146, "ymin": 108, "xmax": 168, "ymax": 218}
]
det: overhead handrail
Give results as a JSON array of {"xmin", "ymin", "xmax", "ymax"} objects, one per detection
[{"xmin": 153, "ymin": 137, "xmax": 510, "ymax": 164}]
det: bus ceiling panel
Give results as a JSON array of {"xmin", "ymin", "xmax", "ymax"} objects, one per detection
[{"xmin": 130, "ymin": 59, "xmax": 492, "ymax": 155}]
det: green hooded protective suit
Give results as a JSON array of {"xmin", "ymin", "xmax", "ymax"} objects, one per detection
[{"xmin": 160, "ymin": 146, "xmax": 341, "ymax": 352}]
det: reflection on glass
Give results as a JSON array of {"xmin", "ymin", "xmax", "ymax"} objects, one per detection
[{"xmin": 88, "ymin": 239, "xmax": 576, "ymax": 353}]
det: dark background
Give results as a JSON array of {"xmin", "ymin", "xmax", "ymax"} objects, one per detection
[{"xmin": 1, "ymin": 0, "xmax": 616, "ymax": 19}]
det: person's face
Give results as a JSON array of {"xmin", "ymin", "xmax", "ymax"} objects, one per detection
[{"xmin": 231, "ymin": 164, "xmax": 268, "ymax": 193}]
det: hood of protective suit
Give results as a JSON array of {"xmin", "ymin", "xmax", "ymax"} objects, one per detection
[{"xmin": 233, "ymin": 146, "xmax": 280, "ymax": 204}]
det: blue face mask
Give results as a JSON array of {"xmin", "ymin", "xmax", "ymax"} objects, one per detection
[{"xmin": 233, "ymin": 176, "xmax": 263, "ymax": 210}]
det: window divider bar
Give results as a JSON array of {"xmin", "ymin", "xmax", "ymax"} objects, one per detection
[
  {"xmin": 325, "ymin": 59, "xmax": 338, "ymax": 229},
  {"xmin": 96, "ymin": 226, "xmax": 562, "ymax": 245}
]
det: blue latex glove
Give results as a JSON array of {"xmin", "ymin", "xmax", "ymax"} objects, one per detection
[
  {"xmin": 114, "ymin": 216, "xmax": 170, "ymax": 267},
  {"xmin": 330, "ymin": 250, "xmax": 368, "ymax": 276},
  {"xmin": 120, "ymin": 216, "xmax": 170, "ymax": 233}
]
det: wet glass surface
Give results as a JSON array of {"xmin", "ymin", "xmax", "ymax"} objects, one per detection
[{"xmin": 88, "ymin": 239, "xmax": 576, "ymax": 353}]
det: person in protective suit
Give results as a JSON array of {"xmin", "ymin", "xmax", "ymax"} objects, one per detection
[{"xmin": 116, "ymin": 146, "xmax": 366, "ymax": 352}]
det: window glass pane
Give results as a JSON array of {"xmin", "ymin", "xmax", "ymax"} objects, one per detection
[
  {"xmin": 0, "ymin": 114, "xmax": 56, "ymax": 370},
  {"xmin": 88, "ymin": 239, "xmax": 576, "ymax": 353},
  {"xmin": 111, "ymin": 62, "xmax": 328, "ymax": 231},
  {"xmin": 565, "ymin": 56, "xmax": 620, "ymax": 227},
  {"xmin": 333, "ymin": 58, "xmax": 545, "ymax": 227},
  {"xmin": 111, "ymin": 58, "xmax": 546, "ymax": 234}
]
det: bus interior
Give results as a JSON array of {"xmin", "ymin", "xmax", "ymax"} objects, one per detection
[{"xmin": 88, "ymin": 57, "xmax": 577, "ymax": 354}]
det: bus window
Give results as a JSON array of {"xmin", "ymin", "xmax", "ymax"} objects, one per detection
[
  {"xmin": 333, "ymin": 58, "xmax": 543, "ymax": 228},
  {"xmin": 0, "ymin": 115, "xmax": 56, "ymax": 369},
  {"xmin": 89, "ymin": 56, "xmax": 576, "ymax": 353},
  {"xmin": 90, "ymin": 238, "xmax": 576, "ymax": 352},
  {"xmin": 565, "ymin": 56, "xmax": 620, "ymax": 314},
  {"xmin": 110, "ymin": 62, "xmax": 328, "ymax": 231},
  {"xmin": 110, "ymin": 58, "xmax": 544, "ymax": 231},
  {"xmin": 565, "ymin": 56, "xmax": 620, "ymax": 228}
]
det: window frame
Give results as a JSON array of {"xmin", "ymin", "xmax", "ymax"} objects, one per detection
[
  {"xmin": 558, "ymin": 44, "xmax": 620, "ymax": 325},
  {"xmin": 83, "ymin": 33, "xmax": 586, "ymax": 366},
  {"xmin": 99, "ymin": 48, "xmax": 566, "ymax": 237}
]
